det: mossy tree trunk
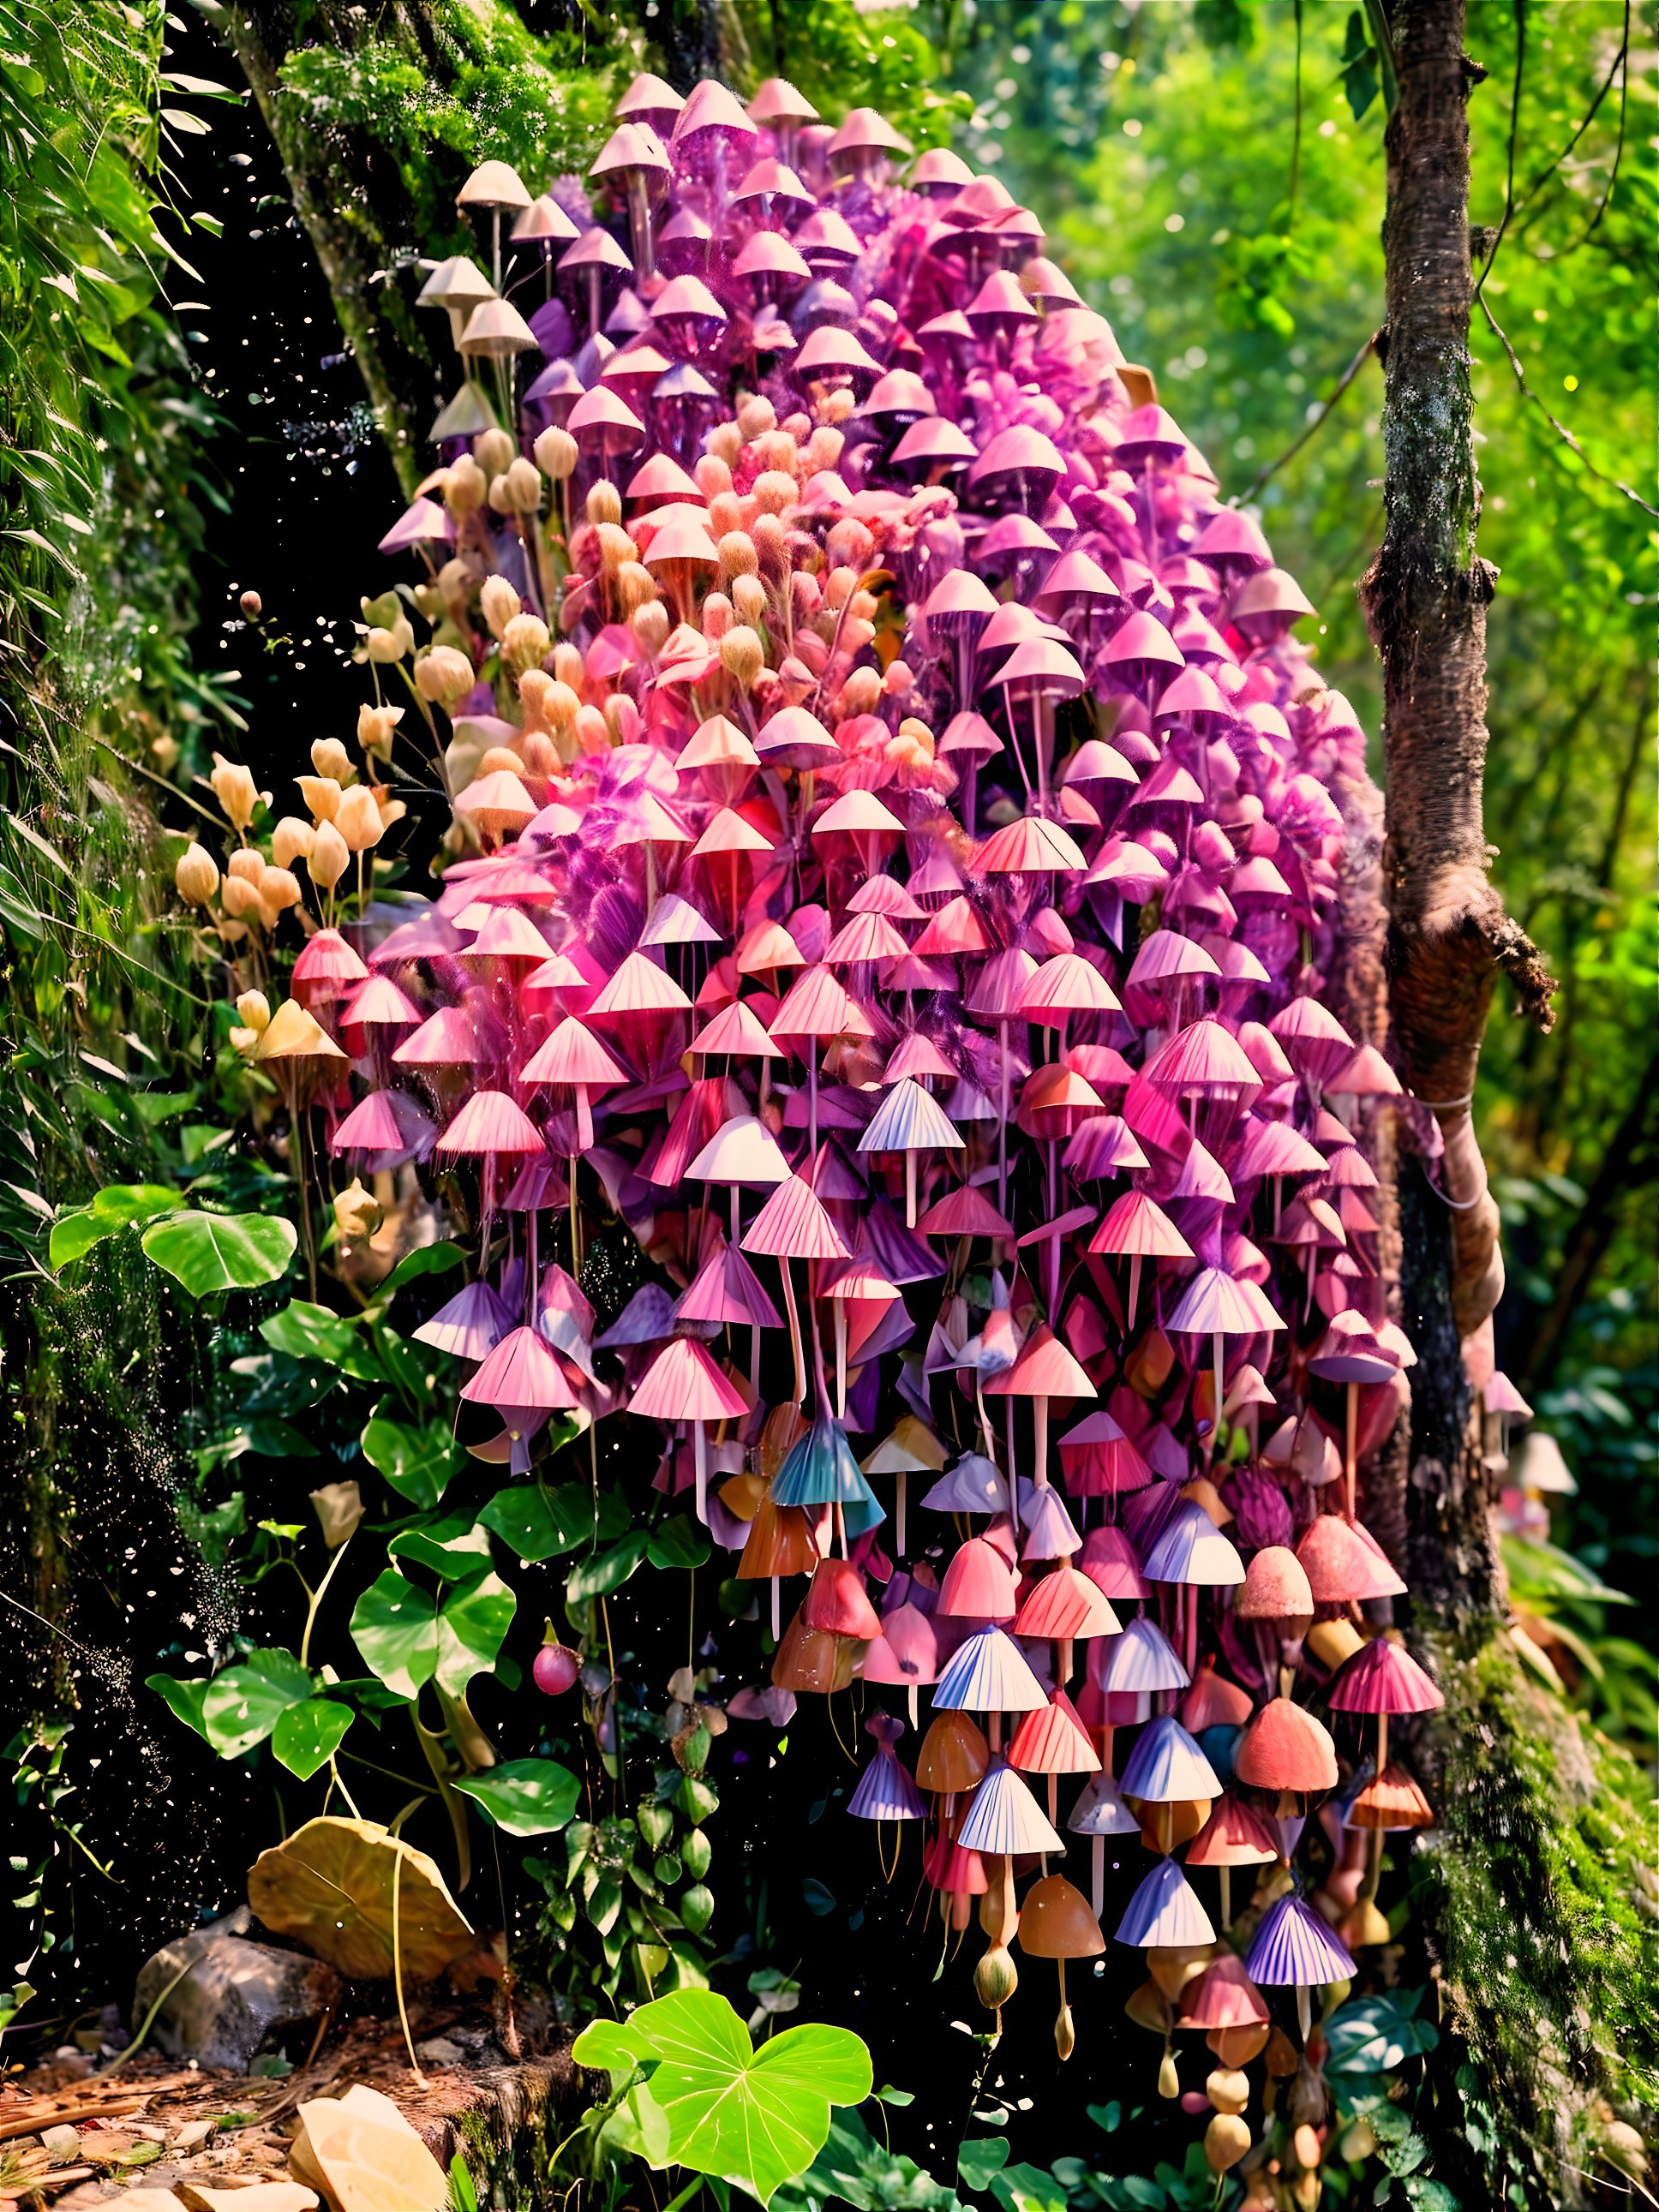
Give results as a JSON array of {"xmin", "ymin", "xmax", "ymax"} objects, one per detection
[
  {"xmin": 1358, "ymin": 6, "xmax": 1652, "ymax": 2202},
  {"xmin": 219, "ymin": 0, "xmax": 454, "ymax": 495}
]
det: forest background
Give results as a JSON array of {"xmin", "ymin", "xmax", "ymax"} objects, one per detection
[{"xmin": 0, "ymin": 0, "xmax": 1652, "ymax": 2182}]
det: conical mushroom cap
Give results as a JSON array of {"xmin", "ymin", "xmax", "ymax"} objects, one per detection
[
  {"xmin": 916, "ymin": 1709, "xmax": 990, "ymax": 1795},
  {"xmin": 1235, "ymin": 1545, "xmax": 1314, "ymax": 1621},
  {"xmin": 1016, "ymin": 1874, "xmax": 1105, "ymax": 1959},
  {"xmin": 1232, "ymin": 1695, "xmax": 1339, "ymax": 1794}
]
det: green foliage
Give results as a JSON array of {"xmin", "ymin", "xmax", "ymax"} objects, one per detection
[
  {"xmin": 730, "ymin": 0, "xmax": 972, "ymax": 151},
  {"xmin": 276, "ymin": 0, "xmax": 619, "ymax": 260},
  {"xmin": 572, "ymin": 1988, "xmax": 874, "ymax": 2206},
  {"xmin": 451, "ymin": 1757, "xmax": 581, "ymax": 1836}
]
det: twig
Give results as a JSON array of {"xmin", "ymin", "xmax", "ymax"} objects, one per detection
[
  {"xmin": 96, "ymin": 1957, "xmax": 198, "ymax": 2076},
  {"xmin": 1477, "ymin": 296, "xmax": 1659, "ymax": 517},
  {"xmin": 1473, "ymin": 0, "xmax": 1526, "ymax": 299},
  {"xmin": 1512, "ymin": 0, "xmax": 1628, "ymax": 226},
  {"xmin": 1229, "ymin": 332, "xmax": 1376, "ymax": 507}
]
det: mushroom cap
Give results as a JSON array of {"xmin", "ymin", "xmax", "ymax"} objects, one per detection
[
  {"xmin": 248, "ymin": 1817, "xmax": 474, "ymax": 1982},
  {"xmin": 1232, "ymin": 1696, "xmax": 1339, "ymax": 1795},
  {"xmin": 1016, "ymin": 1873, "xmax": 1105, "ymax": 1959},
  {"xmin": 1234, "ymin": 1544, "xmax": 1314, "ymax": 1621}
]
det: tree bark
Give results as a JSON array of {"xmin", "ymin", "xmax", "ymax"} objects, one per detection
[
  {"xmin": 1359, "ymin": 0, "xmax": 1554, "ymax": 1346},
  {"xmin": 1357, "ymin": 0, "xmax": 1556, "ymax": 1611},
  {"xmin": 217, "ymin": 0, "xmax": 469, "ymax": 496}
]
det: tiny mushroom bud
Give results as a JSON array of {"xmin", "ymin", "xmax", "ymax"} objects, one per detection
[
  {"xmin": 731, "ymin": 574, "xmax": 768, "ymax": 628},
  {"xmin": 309, "ymin": 1478, "xmax": 366, "ymax": 1548},
  {"xmin": 585, "ymin": 480, "xmax": 623, "ymax": 528},
  {"xmin": 694, "ymin": 452, "xmax": 734, "ymax": 499},
  {"xmin": 720, "ymin": 625, "xmax": 765, "ymax": 688},
  {"xmin": 152, "ymin": 734, "xmax": 180, "ymax": 774},
  {"xmin": 718, "ymin": 529, "xmax": 759, "ymax": 579},
  {"xmin": 415, "ymin": 644, "xmax": 476, "ymax": 706},
  {"xmin": 227, "ymin": 846, "xmax": 265, "ymax": 885},
  {"xmin": 552, "ymin": 642, "xmax": 585, "ymax": 691},
  {"xmin": 308, "ymin": 816, "xmax": 350, "ymax": 890},
  {"xmin": 334, "ymin": 784, "xmax": 386, "ymax": 852},
  {"xmin": 273, "ymin": 814, "xmax": 314, "ymax": 862},
  {"xmin": 261, "ymin": 864, "xmax": 302, "ymax": 912},
  {"xmin": 701, "ymin": 592, "xmax": 734, "ymax": 640},
  {"xmin": 445, "ymin": 454, "xmax": 487, "ymax": 517},
  {"xmin": 310, "ymin": 737, "xmax": 356, "ymax": 784},
  {"xmin": 480, "ymin": 574, "xmax": 521, "ymax": 639},
  {"xmin": 617, "ymin": 560, "xmax": 658, "ymax": 616},
  {"xmin": 708, "ymin": 492, "xmax": 745, "ymax": 537},
  {"xmin": 365, "ymin": 621, "xmax": 410, "ymax": 663},
  {"xmin": 357, "ymin": 701, "xmax": 402, "ymax": 761},
  {"xmin": 752, "ymin": 469, "xmax": 798, "ymax": 516},
  {"xmin": 736, "ymin": 395, "xmax": 777, "ymax": 440},
  {"xmin": 174, "ymin": 843, "xmax": 219, "ymax": 905},
  {"xmin": 533, "ymin": 427, "xmax": 578, "ymax": 481},
  {"xmin": 210, "ymin": 752, "xmax": 268, "ymax": 831},
  {"xmin": 632, "ymin": 600, "xmax": 671, "ymax": 655},
  {"xmin": 298, "ymin": 774, "xmax": 343, "ymax": 822},
  {"xmin": 506, "ymin": 457, "xmax": 542, "ymax": 511},
  {"xmin": 705, "ymin": 421, "xmax": 743, "ymax": 467},
  {"xmin": 236, "ymin": 989, "xmax": 272, "ymax": 1034},
  {"xmin": 219, "ymin": 873, "xmax": 260, "ymax": 921},
  {"xmin": 501, "ymin": 611, "xmax": 551, "ymax": 673},
  {"xmin": 488, "ymin": 472, "xmax": 516, "ymax": 517},
  {"xmin": 332, "ymin": 1176, "xmax": 384, "ymax": 1246},
  {"xmin": 239, "ymin": 589, "xmax": 262, "ymax": 620},
  {"xmin": 474, "ymin": 427, "xmax": 515, "ymax": 480}
]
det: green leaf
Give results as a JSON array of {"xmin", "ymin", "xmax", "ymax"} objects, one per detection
[
  {"xmin": 147, "ymin": 1672, "xmax": 210, "ymax": 1741},
  {"xmin": 200, "ymin": 1647, "xmax": 314, "ymax": 1757},
  {"xmin": 141, "ymin": 1210, "xmax": 296, "ymax": 1296},
  {"xmin": 260, "ymin": 1299, "xmax": 358, "ymax": 1366},
  {"xmin": 566, "ymin": 1529, "xmax": 650, "ymax": 1603},
  {"xmin": 1325, "ymin": 1992, "xmax": 1440, "ymax": 2075},
  {"xmin": 389, "ymin": 1515, "xmax": 494, "ymax": 1581},
  {"xmin": 434, "ymin": 1573, "xmax": 517, "ymax": 1695},
  {"xmin": 571, "ymin": 2015, "xmax": 642, "ymax": 2077},
  {"xmin": 93, "ymin": 1182, "xmax": 180, "ymax": 1226},
  {"xmin": 350, "ymin": 1569, "xmax": 438, "ymax": 1700},
  {"xmin": 452, "ymin": 1757, "xmax": 581, "ymax": 1836},
  {"xmin": 572, "ymin": 1991, "xmax": 873, "ymax": 2206},
  {"xmin": 958, "ymin": 2140, "xmax": 1010, "ymax": 2192},
  {"xmin": 361, "ymin": 1412, "xmax": 464, "ymax": 1510},
  {"xmin": 271, "ymin": 1698, "xmax": 354, "ymax": 1779},
  {"xmin": 478, "ymin": 1480, "xmax": 626, "ymax": 1561},
  {"xmin": 50, "ymin": 1182, "xmax": 178, "ymax": 1266},
  {"xmin": 649, "ymin": 1514, "xmax": 712, "ymax": 1572},
  {"xmin": 49, "ymin": 1207, "xmax": 106, "ymax": 1267},
  {"xmin": 381, "ymin": 1241, "xmax": 466, "ymax": 1293}
]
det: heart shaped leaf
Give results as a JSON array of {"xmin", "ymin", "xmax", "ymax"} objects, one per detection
[
  {"xmin": 201, "ymin": 1647, "xmax": 314, "ymax": 1757},
  {"xmin": 141, "ymin": 1210, "xmax": 296, "ymax": 1297},
  {"xmin": 452, "ymin": 1757, "xmax": 581, "ymax": 1836},
  {"xmin": 361, "ymin": 1411, "xmax": 464, "ymax": 1510},
  {"xmin": 572, "ymin": 1990, "xmax": 872, "ymax": 2205},
  {"xmin": 272, "ymin": 1698, "xmax": 354, "ymax": 1779},
  {"xmin": 478, "ymin": 1480, "xmax": 628, "ymax": 1561}
]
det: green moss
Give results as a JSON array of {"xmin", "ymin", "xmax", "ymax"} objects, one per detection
[
  {"xmin": 1409, "ymin": 1624, "xmax": 1658, "ymax": 2204},
  {"xmin": 277, "ymin": 0, "xmax": 620, "ymax": 253}
]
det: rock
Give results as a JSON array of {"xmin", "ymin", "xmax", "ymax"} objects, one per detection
[
  {"xmin": 132, "ymin": 1916, "xmax": 343, "ymax": 2074},
  {"xmin": 414, "ymin": 2037, "xmax": 462, "ymax": 2066},
  {"xmin": 42, "ymin": 2125, "xmax": 83, "ymax": 2156}
]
